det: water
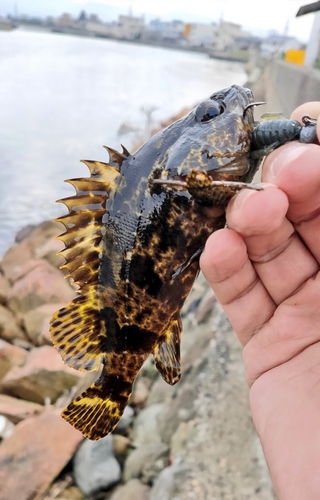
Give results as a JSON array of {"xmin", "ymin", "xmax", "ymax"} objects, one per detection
[{"xmin": 0, "ymin": 28, "xmax": 246, "ymax": 257}]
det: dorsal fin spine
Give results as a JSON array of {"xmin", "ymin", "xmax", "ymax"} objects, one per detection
[{"xmin": 50, "ymin": 159, "xmax": 121, "ymax": 372}]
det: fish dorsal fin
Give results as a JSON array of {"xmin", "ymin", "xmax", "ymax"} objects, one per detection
[
  {"xmin": 120, "ymin": 144, "xmax": 131, "ymax": 157},
  {"xmin": 153, "ymin": 317, "xmax": 182, "ymax": 385},
  {"xmin": 50, "ymin": 159, "xmax": 121, "ymax": 372},
  {"xmin": 103, "ymin": 145, "xmax": 129, "ymax": 168}
]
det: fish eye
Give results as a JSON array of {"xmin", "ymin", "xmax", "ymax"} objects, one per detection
[{"xmin": 195, "ymin": 100, "xmax": 224, "ymax": 123}]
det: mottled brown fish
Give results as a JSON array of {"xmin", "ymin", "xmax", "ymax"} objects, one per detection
[{"xmin": 50, "ymin": 84, "xmax": 264, "ymax": 440}]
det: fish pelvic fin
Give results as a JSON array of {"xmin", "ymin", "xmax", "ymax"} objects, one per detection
[
  {"xmin": 153, "ymin": 317, "xmax": 182, "ymax": 385},
  {"xmin": 62, "ymin": 353, "xmax": 146, "ymax": 440}
]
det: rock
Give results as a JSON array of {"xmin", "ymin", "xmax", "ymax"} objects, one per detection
[
  {"xmin": 24, "ymin": 221, "xmax": 63, "ymax": 253},
  {"xmin": 130, "ymin": 377, "xmax": 150, "ymax": 407},
  {"xmin": 157, "ymin": 384, "xmax": 197, "ymax": 444},
  {"xmin": 35, "ymin": 236, "xmax": 65, "ymax": 268},
  {"xmin": 0, "ymin": 394, "xmax": 44, "ymax": 423},
  {"xmin": 0, "ymin": 274, "xmax": 10, "ymax": 305},
  {"xmin": 123, "ymin": 442, "xmax": 169, "ymax": 483},
  {"xmin": 56, "ymin": 486, "xmax": 84, "ymax": 500},
  {"xmin": 149, "ymin": 465, "xmax": 183, "ymax": 500},
  {"xmin": 139, "ymin": 355, "xmax": 158, "ymax": 380},
  {"xmin": 0, "ymin": 303, "xmax": 27, "ymax": 343},
  {"xmin": 0, "ymin": 415, "xmax": 15, "ymax": 439},
  {"xmin": 15, "ymin": 224, "xmax": 37, "ymax": 243},
  {"xmin": 23, "ymin": 303, "xmax": 67, "ymax": 346},
  {"xmin": 0, "ymin": 409, "xmax": 83, "ymax": 500},
  {"xmin": 1, "ymin": 240, "xmax": 34, "ymax": 282},
  {"xmin": 73, "ymin": 434, "xmax": 121, "ymax": 496},
  {"xmin": 0, "ymin": 339, "xmax": 27, "ymax": 380},
  {"xmin": 0, "ymin": 345, "xmax": 82, "ymax": 404},
  {"xmin": 109, "ymin": 479, "xmax": 150, "ymax": 500},
  {"xmin": 170, "ymin": 421, "xmax": 196, "ymax": 458},
  {"xmin": 195, "ymin": 287, "xmax": 216, "ymax": 323},
  {"xmin": 153, "ymin": 304, "xmax": 276, "ymax": 500},
  {"xmin": 133, "ymin": 403, "xmax": 165, "ymax": 446},
  {"xmin": 7, "ymin": 259, "xmax": 75, "ymax": 314},
  {"xmin": 112, "ymin": 434, "xmax": 134, "ymax": 464},
  {"xmin": 145, "ymin": 376, "xmax": 173, "ymax": 406},
  {"xmin": 116, "ymin": 404, "xmax": 134, "ymax": 432}
]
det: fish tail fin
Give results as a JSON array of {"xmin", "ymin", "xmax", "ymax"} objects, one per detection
[{"xmin": 62, "ymin": 353, "xmax": 146, "ymax": 440}]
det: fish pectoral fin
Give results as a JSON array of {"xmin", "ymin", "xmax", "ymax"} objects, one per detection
[
  {"xmin": 153, "ymin": 318, "xmax": 182, "ymax": 386},
  {"xmin": 50, "ymin": 292, "xmax": 105, "ymax": 372},
  {"xmin": 172, "ymin": 247, "xmax": 203, "ymax": 279}
]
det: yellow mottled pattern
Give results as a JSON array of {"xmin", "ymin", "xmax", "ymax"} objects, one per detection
[
  {"xmin": 50, "ymin": 158, "xmax": 121, "ymax": 372},
  {"xmin": 62, "ymin": 352, "xmax": 148, "ymax": 440}
]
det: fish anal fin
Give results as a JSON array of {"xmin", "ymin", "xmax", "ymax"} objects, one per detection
[
  {"xmin": 50, "ymin": 291, "xmax": 104, "ymax": 372},
  {"xmin": 153, "ymin": 318, "xmax": 182, "ymax": 386}
]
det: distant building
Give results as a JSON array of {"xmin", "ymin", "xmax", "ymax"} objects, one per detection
[
  {"xmin": 117, "ymin": 14, "xmax": 145, "ymax": 40},
  {"xmin": 296, "ymin": 1, "xmax": 320, "ymax": 67},
  {"xmin": 183, "ymin": 22, "xmax": 218, "ymax": 47},
  {"xmin": 213, "ymin": 21, "xmax": 245, "ymax": 51},
  {"xmin": 57, "ymin": 13, "xmax": 75, "ymax": 28},
  {"xmin": 260, "ymin": 34, "xmax": 302, "ymax": 57}
]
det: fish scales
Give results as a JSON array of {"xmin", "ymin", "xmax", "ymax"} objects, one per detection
[{"xmin": 50, "ymin": 85, "xmax": 266, "ymax": 440}]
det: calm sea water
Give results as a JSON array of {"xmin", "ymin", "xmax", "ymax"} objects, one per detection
[{"xmin": 0, "ymin": 28, "xmax": 246, "ymax": 257}]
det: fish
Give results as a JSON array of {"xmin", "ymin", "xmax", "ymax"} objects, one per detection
[{"xmin": 49, "ymin": 84, "xmax": 267, "ymax": 440}]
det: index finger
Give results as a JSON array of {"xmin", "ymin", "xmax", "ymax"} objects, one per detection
[{"xmin": 262, "ymin": 102, "xmax": 320, "ymax": 263}]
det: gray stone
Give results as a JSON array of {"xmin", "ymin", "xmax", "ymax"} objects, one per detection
[
  {"xmin": 112, "ymin": 434, "xmax": 134, "ymax": 465},
  {"xmin": 150, "ymin": 465, "xmax": 183, "ymax": 500},
  {"xmin": 73, "ymin": 434, "xmax": 121, "ymax": 495},
  {"xmin": 109, "ymin": 479, "xmax": 150, "ymax": 500},
  {"xmin": 133, "ymin": 403, "xmax": 165, "ymax": 446},
  {"xmin": 170, "ymin": 421, "xmax": 197, "ymax": 459},
  {"xmin": 116, "ymin": 404, "xmax": 134, "ymax": 432},
  {"xmin": 156, "ymin": 303, "xmax": 277, "ymax": 500},
  {"xmin": 130, "ymin": 377, "xmax": 151, "ymax": 407},
  {"xmin": 145, "ymin": 376, "xmax": 173, "ymax": 406},
  {"xmin": 123, "ymin": 442, "xmax": 169, "ymax": 482},
  {"xmin": 157, "ymin": 384, "xmax": 197, "ymax": 444}
]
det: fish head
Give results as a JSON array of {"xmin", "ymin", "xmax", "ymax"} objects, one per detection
[{"xmin": 157, "ymin": 85, "xmax": 258, "ymax": 183}]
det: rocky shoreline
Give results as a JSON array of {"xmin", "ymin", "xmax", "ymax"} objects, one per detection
[{"xmin": 0, "ymin": 220, "xmax": 277, "ymax": 500}]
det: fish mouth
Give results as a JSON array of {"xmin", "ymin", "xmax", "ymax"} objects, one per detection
[{"xmin": 152, "ymin": 151, "xmax": 251, "ymax": 191}]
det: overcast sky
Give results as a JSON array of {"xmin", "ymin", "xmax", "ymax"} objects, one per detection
[{"xmin": 1, "ymin": 0, "xmax": 316, "ymax": 41}]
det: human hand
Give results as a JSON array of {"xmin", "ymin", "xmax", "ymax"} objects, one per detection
[{"xmin": 200, "ymin": 102, "xmax": 320, "ymax": 500}]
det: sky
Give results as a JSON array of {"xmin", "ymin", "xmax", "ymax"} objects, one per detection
[{"xmin": 1, "ymin": 0, "xmax": 316, "ymax": 42}]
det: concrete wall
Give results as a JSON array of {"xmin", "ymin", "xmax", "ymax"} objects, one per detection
[{"xmin": 250, "ymin": 59, "xmax": 320, "ymax": 118}]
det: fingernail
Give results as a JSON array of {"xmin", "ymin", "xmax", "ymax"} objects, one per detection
[
  {"xmin": 233, "ymin": 188, "xmax": 255, "ymax": 210},
  {"xmin": 267, "ymin": 143, "xmax": 307, "ymax": 181}
]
